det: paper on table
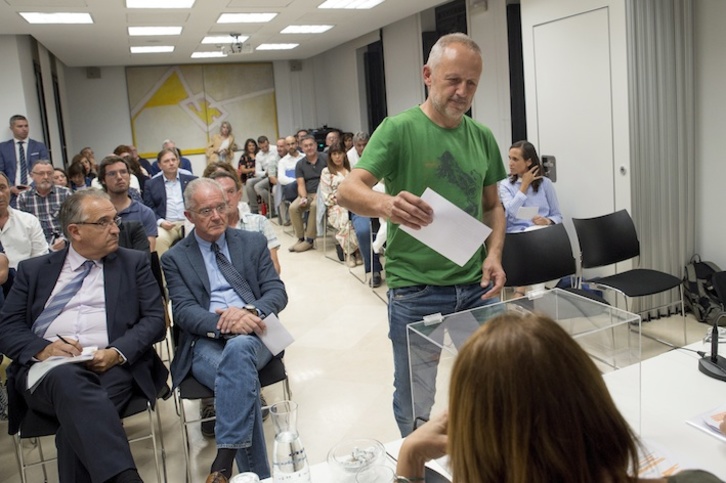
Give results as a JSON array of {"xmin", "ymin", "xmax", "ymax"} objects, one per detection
[
  {"xmin": 27, "ymin": 345, "xmax": 97, "ymax": 393},
  {"xmin": 258, "ymin": 313, "xmax": 294, "ymax": 356},
  {"xmin": 400, "ymin": 188, "xmax": 492, "ymax": 267},
  {"xmin": 516, "ymin": 206, "xmax": 538, "ymax": 220},
  {"xmin": 686, "ymin": 403, "xmax": 726, "ymax": 443}
]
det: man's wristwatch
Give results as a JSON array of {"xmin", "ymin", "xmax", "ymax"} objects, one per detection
[{"xmin": 243, "ymin": 304, "xmax": 260, "ymax": 317}]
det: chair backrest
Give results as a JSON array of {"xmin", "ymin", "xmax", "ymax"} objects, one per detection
[
  {"xmin": 572, "ymin": 209, "xmax": 640, "ymax": 269},
  {"xmin": 501, "ymin": 224, "xmax": 576, "ymax": 287}
]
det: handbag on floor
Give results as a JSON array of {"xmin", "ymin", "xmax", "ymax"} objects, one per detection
[{"xmin": 682, "ymin": 254, "xmax": 723, "ymax": 325}]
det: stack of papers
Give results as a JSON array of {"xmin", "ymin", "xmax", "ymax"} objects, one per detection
[{"xmin": 27, "ymin": 346, "xmax": 97, "ymax": 393}]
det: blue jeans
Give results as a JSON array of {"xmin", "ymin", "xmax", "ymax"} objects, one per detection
[
  {"xmin": 387, "ymin": 283, "xmax": 498, "ymax": 437},
  {"xmin": 351, "ymin": 214, "xmax": 382, "ymax": 274},
  {"xmin": 192, "ymin": 335, "xmax": 273, "ymax": 478}
]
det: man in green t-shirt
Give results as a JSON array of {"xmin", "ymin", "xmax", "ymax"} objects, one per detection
[{"xmin": 338, "ymin": 33, "xmax": 507, "ymax": 437}]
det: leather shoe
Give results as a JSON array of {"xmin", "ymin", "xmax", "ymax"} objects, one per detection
[
  {"xmin": 289, "ymin": 240, "xmax": 304, "ymax": 252},
  {"xmin": 206, "ymin": 471, "xmax": 229, "ymax": 483},
  {"xmin": 293, "ymin": 240, "xmax": 313, "ymax": 252},
  {"xmin": 370, "ymin": 272, "xmax": 382, "ymax": 288}
]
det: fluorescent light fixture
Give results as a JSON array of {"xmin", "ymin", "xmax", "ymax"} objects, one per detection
[
  {"xmin": 192, "ymin": 51, "xmax": 227, "ymax": 58},
  {"xmin": 128, "ymin": 26, "xmax": 182, "ymax": 36},
  {"xmin": 19, "ymin": 12, "xmax": 93, "ymax": 24},
  {"xmin": 217, "ymin": 13, "xmax": 277, "ymax": 23},
  {"xmin": 281, "ymin": 25, "xmax": 333, "ymax": 34},
  {"xmin": 126, "ymin": 0, "xmax": 195, "ymax": 8},
  {"xmin": 256, "ymin": 43, "xmax": 299, "ymax": 50},
  {"xmin": 202, "ymin": 35, "xmax": 249, "ymax": 44},
  {"xmin": 318, "ymin": 0, "xmax": 385, "ymax": 8},
  {"xmin": 130, "ymin": 46, "xmax": 175, "ymax": 53}
]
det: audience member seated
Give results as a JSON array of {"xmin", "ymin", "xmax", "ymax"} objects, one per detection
[
  {"xmin": 17, "ymin": 160, "xmax": 72, "ymax": 251},
  {"xmin": 342, "ymin": 132, "xmax": 354, "ymax": 153},
  {"xmin": 276, "ymin": 135, "xmax": 304, "ymax": 224},
  {"xmin": 142, "ymin": 148, "xmax": 196, "ymax": 256},
  {"xmin": 346, "ymin": 131, "xmax": 369, "ymax": 168},
  {"xmin": 0, "ymin": 172, "xmax": 49, "ymax": 275},
  {"xmin": 206, "ymin": 121, "xmax": 235, "ymax": 164},
  {"xmin": 396, "ymin": 312, "xmax": 724, "ymax": 483},
  {"xmin": 323, "ymin": 130, "xmax": 340, "ymax": 153},
  {"xmin": 245, "ymin": 135, "xmax": 279, "ymax": 215},
  {"xmin": 129, "ymin": 145, "xmax": 154, "ymax": 178},
  {"xmin": 236, "ymin": 138, "xmax": 258, "ymax": 185},
  {"xmin": 252, "ymin": 137, "xmax": 285, "ymax": 218},
  {"xmin": 320, "ymin": 143, "xmax": 359, "ymax": 266},
  {"xmin": 79, "ymin": 147, "xmax": 98, "ymax": 177},
  {"xmin": 53, "ymin": 167, "xmax": 69, "ymax": 188},
  {"xmin": 148, "ymin": 140, "xmax": 194, "ymax": 176},
  {"xmin": 162, "ymin": 178, "xmax": 288, "ymax": 483},
  {"xmin": 68, "ymin": 160, "xmax": 92, "ymax": 191},
  {"xmin": 109, "ymin": 144, "xmax": 147, "ymax": 193},
  {"xmin": 209, "ymin": 170, "xmax": 281, "ymax": 275},
  {"xmin": 498, "ymin": 140, "xmax": 562, "ymax": 233},
  {"xmin": 99, "ymin": 155, "xmax": 158, "ymax": 251},
  {"xmin": 288, "ymin": 135, "xmax": 327, "ymax": 253},
  {"xmin": 0, "ymin": 189, "xmax": 168, "ymax": 483}
]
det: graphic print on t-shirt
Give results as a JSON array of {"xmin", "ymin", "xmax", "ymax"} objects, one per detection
[{"xmin": 435, "ymin": 150, "xmax": 479, "ymax": 216}]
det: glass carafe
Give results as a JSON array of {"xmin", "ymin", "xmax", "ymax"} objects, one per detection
[{"xmin": 271, "ymin": 400, "xmax": 311, "ymax": 483}]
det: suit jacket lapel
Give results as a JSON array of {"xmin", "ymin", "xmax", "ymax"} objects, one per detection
[
  {"xmin": 103, "ymin": 251, "xmax": 120, "ymax": 338},
  {"xmin": 183, "ymin": 233, "xmax": 211, "ymax": 297}
]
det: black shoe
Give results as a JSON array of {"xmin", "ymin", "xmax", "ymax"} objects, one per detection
[
  {"xmin": 200, "ymin": 402, "xmax": 216, "ymax": 438},
  {"xmin": 261, "ymin": 394, "xmax": 270, "ymax": 421},
  {"xmin": 335, "ymin": 243, "xmax": 345, "ymax": 262},
  {"xmin": 370, "ymin": 272, "xmax": 382, "ymax": 288}
]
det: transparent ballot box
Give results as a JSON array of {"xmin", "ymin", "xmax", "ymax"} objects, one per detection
[{"xmin": 407, "ymin": 288, "xmax": 643, "ymax": 433}]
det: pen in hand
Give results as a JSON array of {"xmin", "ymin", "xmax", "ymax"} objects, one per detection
[{"xmin": 56, "ymin": 334, "xmax": 82, "ymax": 356}]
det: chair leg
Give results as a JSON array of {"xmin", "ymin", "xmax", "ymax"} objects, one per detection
[
  {"xmin": 177, "ymin": 391, "xmax": 193, "ymax": 483},
  {"xmin": 679, "ymin": 285, "xmax": 687, "ymax": 345},
  {"xmin": 145, "ymin": 403, "xmax": 162, "ymax": 483}
]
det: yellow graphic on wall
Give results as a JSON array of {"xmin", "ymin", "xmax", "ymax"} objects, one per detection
[{"xmin": 126, "ymin": 64, "xmax": 278, "ymax": 159}]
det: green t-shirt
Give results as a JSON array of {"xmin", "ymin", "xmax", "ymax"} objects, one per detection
[{"xmin": 356, "ymin": 106, "xmax": 506, "ymax": 288}]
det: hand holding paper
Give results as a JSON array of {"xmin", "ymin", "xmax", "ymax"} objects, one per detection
[{"xmin": 400, "ymin": 188, "xmax": 492, "ymax": 267}]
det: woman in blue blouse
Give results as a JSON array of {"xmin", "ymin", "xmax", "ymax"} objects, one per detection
[{"xmin": 499, "ymin": 141, "xmax": 562, "ymax": 233}]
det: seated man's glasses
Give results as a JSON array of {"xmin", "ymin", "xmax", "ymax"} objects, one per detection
[
  {"xmin": 74, "ymin": 216, "xmax": 123, "ymax": 228},
  {"xmin": 190, "ymin": 204, "xmax": 228, "ymax": 218}
]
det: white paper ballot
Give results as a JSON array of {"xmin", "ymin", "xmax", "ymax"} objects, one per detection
[
  {"xmin": 516, "ymin": 206, "xmax": 538, "ymax": 220},
  {"xmin": 258, "ymin": 313, "xmax": 294, "ymax": 356},
  {"xmin": 400, "ymin": 188, "xmax": 492, "ymax": 267}
]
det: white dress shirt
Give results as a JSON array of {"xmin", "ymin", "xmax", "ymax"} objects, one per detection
[{"xmin": 0, "ymin": 207, "xmax": 49, "ymax": 269}]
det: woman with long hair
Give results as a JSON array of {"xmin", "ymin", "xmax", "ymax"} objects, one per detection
[
  {"xmin": 319, "ymin": 143, "xmax": 359, "ymax": 265},
  {"xmin": 236, "ymin": 137, "xmax": 258, "ymax": 184},
  {"xmin": 396, "ymin": 312, "xmax": 722, "ymax": 483},
  {"xmin": 206, "ymin": 121, "xmax": 235, "ymax": 164},
  {"xmin": 498, "ymin": 140, "xmax": 562, "ymax": 232}
]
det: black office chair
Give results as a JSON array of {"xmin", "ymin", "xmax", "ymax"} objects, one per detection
[
  {"xmin": 572, "ymin": 209, "xmax": 685, "ymax": 341},
  {"xmin": 171, "ymin": 325, "xmax": 292, "ymax": 482},
  {"xmin": 501, "ymin": 224, "xmax": 606, "ymax": 304},
  {"xmin": 13, "ymin": 390, "xmax": 166, "ymax": 483}
]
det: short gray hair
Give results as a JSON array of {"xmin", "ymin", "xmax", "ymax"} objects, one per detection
[
  {"xmin": 353, "ymin": 131, "xmax": 370, "ymax": 143},
  {"xmin": 183, "ymin": 178, "xmax": 225, "ymax": 211},
  {"xmin": 426, "ymin": 33, "xmax": 481, "ymax": 72},
  {"xmin": 59, "ymin": 189, "xmax": 111, "ymax": 239}
]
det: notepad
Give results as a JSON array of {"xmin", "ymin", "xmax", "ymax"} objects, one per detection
[{"xmin": 27, "ymin": 346, "xmax": 97, "ymax": 393}]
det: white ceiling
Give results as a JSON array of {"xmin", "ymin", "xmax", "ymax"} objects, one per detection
[{"xmin": 0, "ymin": 0, "xmax": 448, "ymax": 67}]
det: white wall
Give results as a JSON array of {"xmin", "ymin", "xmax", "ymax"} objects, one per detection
[
  {"xmin": 382, "ymin": 15, "xmax": 426, "ymax": 117},
  {"xmin": 63, "ymin": 65, "xmax": 133, "ymax": 157},
  {"xmin": 0, "ymin": 35, "xmax": 43, "ymax": 145},
  {"xmin": 694, "ymin": 0, "xmax": 726, "ymax": 267}
]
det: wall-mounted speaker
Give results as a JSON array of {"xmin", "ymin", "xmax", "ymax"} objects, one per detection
[
  {"xmin": 86, "ymin": 67, "xmax": 101, "ymax": 79},
  {"xmin": 289, "ymin": 60, "xmax": 302, "ymax": 72}
]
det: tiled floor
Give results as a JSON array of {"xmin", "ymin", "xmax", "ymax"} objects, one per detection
[{"xmin": 0, "ymin": 222, "xmax": 710, "ymax": 482}]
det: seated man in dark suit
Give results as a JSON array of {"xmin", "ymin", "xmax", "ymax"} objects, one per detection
[
  {"xmin": 143, "ymin": 147, "xmax": 196, "ymax": 256},
  {"xmin": 162, "ymin": 178, "xmax": 287, "ymax": 483},
  {"xmin": 0, "ymin": 189, "xmax": 168, "ymax": 483}
]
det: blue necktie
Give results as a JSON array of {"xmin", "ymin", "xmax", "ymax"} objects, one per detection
[
  {"xmin": 32, "ymin": 260, "xmax": 95, "ymax": 336},
  {"xmin": 18, "ymin": 141, "xmax": 28, "ymax": 185},
  {"xmin": 211, "ymin": 242, "xmax": 257, "ymax": 304}
]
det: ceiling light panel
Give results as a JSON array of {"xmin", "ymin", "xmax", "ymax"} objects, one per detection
[
  {"xmin": 126, "ymin": 0, "xmax": 195, "ymax": 8},
  {"xmin": 217, "ymin": 13, "xmax": 278, "ymax": 23},
  {"xmin": 281, "ymin": 25, "xmax": 333, "ymax": 34},
  {"xmin": 130, "ymin": 46, "xmax": 175, "ymax": 53},
  {"xmin": 202, "ymin": 35, "xmax": 249, "ymax": 44},
  {"xmin": 128, "ymin": 26, "xmax": 182, "ymax": 36},
  {"xmin": 318, "ymin": 0, "xmax": 384, "ymax": 8},
  {"xmin": 256, "ymin": 43, "xmax": 299, "ymax": 50},
  {"xmin": 192, "ymin": 51, "xmax": 228, "ymax": 58},
  {"xmin": 19, "ymin": 12, "xmax": 93, "ymax": 24}
]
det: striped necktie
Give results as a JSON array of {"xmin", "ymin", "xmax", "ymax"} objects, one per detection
[
  {"xmin": 18, "ymin": 141, "xmax": 28, "ymax": 185},
  {"xmin": 211, "ymin": 242, "xmax": 256, "ymax": 304},
  {"xmin": 32, "ymin": 260, "xmax": 95, "ymax": 336}
]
